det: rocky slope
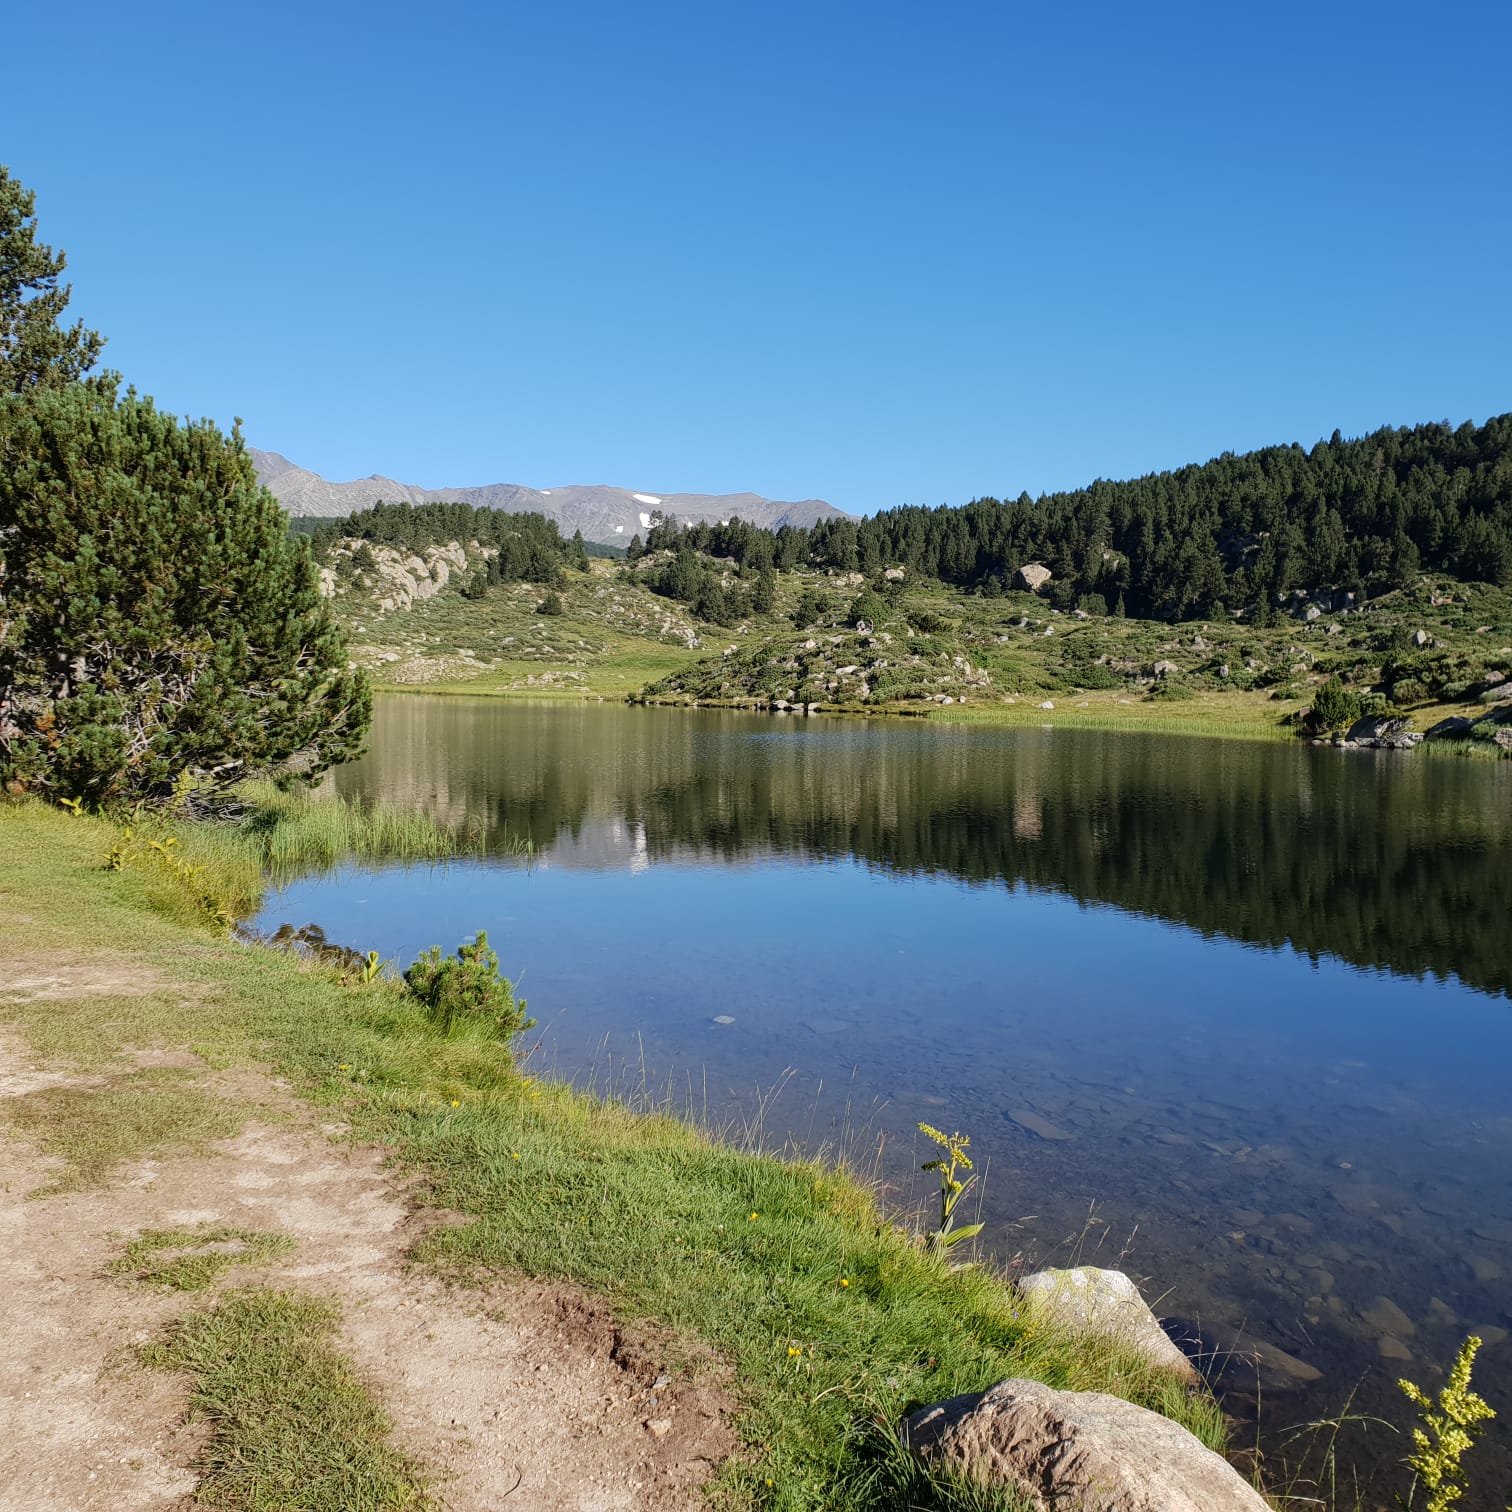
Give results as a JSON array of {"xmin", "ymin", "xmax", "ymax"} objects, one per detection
[{"xmin": 251, "ymin": 449, "xmax": 850, "ymax": 546}]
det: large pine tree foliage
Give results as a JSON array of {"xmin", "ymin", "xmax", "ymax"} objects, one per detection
[
  {"xmin": 0, "ymin": 385, "xmax": 371, "ymax": 803},
  {"xmin": 0, "ymin": 165, "xmax": 105, "ymax": 395}
]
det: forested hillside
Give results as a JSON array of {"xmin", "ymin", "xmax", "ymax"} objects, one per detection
[
  {"xmin": 639, "ymin": 416, "xmax": 1512, "ymax": 622},
  {"xmin": 302, "ymin": 501, "xmax": 588, "ymax": 591}
]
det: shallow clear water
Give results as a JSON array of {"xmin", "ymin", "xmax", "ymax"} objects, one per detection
[{"xmin": 258, "ymin": 697, "xmax": 1512, "ymax": 1504}]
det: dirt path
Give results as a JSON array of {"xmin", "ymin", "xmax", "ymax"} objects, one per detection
[{"xmin": 0, "ymin": 1029, "xmax": 734, "ymax": 1511}]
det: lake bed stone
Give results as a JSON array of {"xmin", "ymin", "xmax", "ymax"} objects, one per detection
[
  {"xmin": 1008, "ymin": 1108, "xmax": 1074, "ymax": 1141},
  {"xmin": 1362, "ymin": 1296, "xmax": 1415, "ymax": 1338},
  {"xmin": 1163, "ymin": 1318, "xmax": 1323, "ymax": 1392}
]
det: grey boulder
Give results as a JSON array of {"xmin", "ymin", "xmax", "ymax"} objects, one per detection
[
  {"xmin": 1018, "ymin": 1267, "xmax": 1196, "ymax": 1383},
  {"xmin": 1426, "ymin": 716, "xmax": 1474, "ymax": 740},
  {"xmin": 1344, "ymin": 716, "xmax": 1421, "ymax": 749},
  {"xmin": 902, "ymin": 1377, "xmax": 1270, "ymax": 1512}
]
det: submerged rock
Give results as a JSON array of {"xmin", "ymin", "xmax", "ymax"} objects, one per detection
[
  {"xmin": 1018, "ymin": 1267, "xmax": 1197, "ymax": 1383},
  {"xmin": 1361, "ymin": 1295, "xmax": 1416, "ymax": 1338},
  {"xmin": 902, "ymin": 1377, "xmax": 1270, "ymax": 1512},
  {"xmin": 1007, "ymin": 1108, "xmax": 1073, "ymax": 1141},
  {"xmin": 1162, "ymin": 1318, "xmax": 1322, "ymax": 1394}
]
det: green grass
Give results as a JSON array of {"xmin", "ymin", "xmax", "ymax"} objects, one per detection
[
  {"xmin": 0, "ymin": 800, "xmax": 1237, "ymax": 1510},
  {"xmin": 109, "ymin": 1223, "xmax": 296, "ymax": 1291},
  {"xmin": 71, "ymin": 780, "xmax": 488, "ymax": 930},
  {"xmin": 193, "ymin": 780, "xmax": 485, "ymax": 892},
  {"xmin": 928, "ymin": 692, "xmax": 1302, "ymax": 741},
  {"xmin": 0, "ymin": 1071, "xmax": 244, "ymax": 1195},
  {"xmin": 336, "ymin": 558, "xmax": 709, "ymax": 698},
  {"xmin": 405, "ymin": 641, "xmax": 704, "ymax": 700},
  {"xmin": 141, "ymin": 1287, "xmax": 433, "ymax": 1510}
]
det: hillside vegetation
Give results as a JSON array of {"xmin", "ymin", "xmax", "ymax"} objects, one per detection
[
  {"xmin": 300, "ymin": 419, "xmax": 1512, "ymax": 749},
  {"xmin": 690, "ymin": 415, "xmax": 1511, "ymax": 619}
]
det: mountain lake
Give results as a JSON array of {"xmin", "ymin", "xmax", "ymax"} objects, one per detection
[{"xmin": 255, "ymin": 695, "xmax": 1512, "ymax": 1504}]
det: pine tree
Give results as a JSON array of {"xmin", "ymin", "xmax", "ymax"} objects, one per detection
[
  {"xmin": 0, "ymin": 165, "xmax": 105, "ymax": 394},
  {"xmin": 0, "ymin": 385, "xmax": 371, "ymax": 804},
  {"xmin": 751, "ymin": 563, "xmax": 777, "ymax": 615}
]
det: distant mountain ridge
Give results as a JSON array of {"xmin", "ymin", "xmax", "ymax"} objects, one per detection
[{"xmin": 249, "ymin": 449, "xmax": 851, "ymax": 546}]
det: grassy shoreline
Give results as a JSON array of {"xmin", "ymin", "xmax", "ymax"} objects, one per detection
[
  {"xmin": 1, "ymin": 798, "xmax": 1237, "ymax": 1510},
  {"xmin": 369, "ymin": 671, "xmax": 1311, "ymax": 744}
]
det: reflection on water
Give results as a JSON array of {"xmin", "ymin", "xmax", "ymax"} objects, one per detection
[
  {"xmin": 334, "ymin": 697, "xmax": 1512, "ymax": 996},
  {"xmin": 264, "ymin": 698, "xmax": 1512, "ymax": 1505}
]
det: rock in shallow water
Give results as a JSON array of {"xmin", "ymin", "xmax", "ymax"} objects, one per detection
[
  {"xmin": 1362, "ymin": 1295, "xmax": 1416, "ymax": 1338},
  {"xmin": 1008, "ymin": 1108, "xmax": 1074, "ymax": 1141},
  {"xmin": 902, "ymin": 1377, "xmax": 1271, "ymax": 1512},
  {"xmin": 1162, "ymin": 1319, "xmax": 1323, "ymax": 1393}
]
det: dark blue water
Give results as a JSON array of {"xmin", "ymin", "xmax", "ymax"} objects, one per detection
[{"xmin": 257, "ymin": 698, "xmax": 1512, "ymax": 1502}]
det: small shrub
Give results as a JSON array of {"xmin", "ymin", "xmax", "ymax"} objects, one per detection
[
  {"xmin": 791, "ymin": 586, "xmax": 829, "ymax": 628},
  {"xmin": 848, "ymin": 590, "xmax": 889, "ymax": 630},
  {"xmin": 536, "ymin": 591, "xmax": 564, "ymax": 616},
  {"xmin": 404, "ymin": 931, "xmax": 535, "ymax": 1043},
  {"xmin": 1308, "ymin": 677, "xmax": 1362, "ymax": 733},
  {"xmin": 909, "ymin": 609, "xmax": 955, "ymax": 635},
  {"xmin": 1066, "ymin": 663, "xmax": 1121, "ymax": 691}
]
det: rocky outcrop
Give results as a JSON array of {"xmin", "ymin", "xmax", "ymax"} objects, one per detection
[
  {"xmin": 1344, "ymin": 715, "xmax": 1422, "ymax": 750},
  {"xmin": 1150, "ymin": 660, "xmax": 1179, "ymax": 678},
  {"xmin": 1016, "ymin": 563, "xmax": 1052, "ymax": 593},
  {"xmin": 1018, "ymin": 1267, "xmax": 1196, "ymax": 1383},
  {"xmin": 319, "ymin": 539, "xmax": 478, "ymax": 615},
  {"xmin": 902, "ymin": 1377, "xmax": 1270, "ymax": 1512}
]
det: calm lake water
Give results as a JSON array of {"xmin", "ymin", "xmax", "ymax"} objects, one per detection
[{"xmin": 258, "ymin": 696, "xmax": 1512, "ymax": 1504}]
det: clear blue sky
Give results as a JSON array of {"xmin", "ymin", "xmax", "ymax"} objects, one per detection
[{"xmin": 7, "ymin": 0, "xmax": 1510, "ymax": 514}]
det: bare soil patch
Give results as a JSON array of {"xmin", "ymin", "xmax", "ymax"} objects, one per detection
[{"xmin": 0, "ymin": 1034, "xmax": 735, "ymax": 1511}]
